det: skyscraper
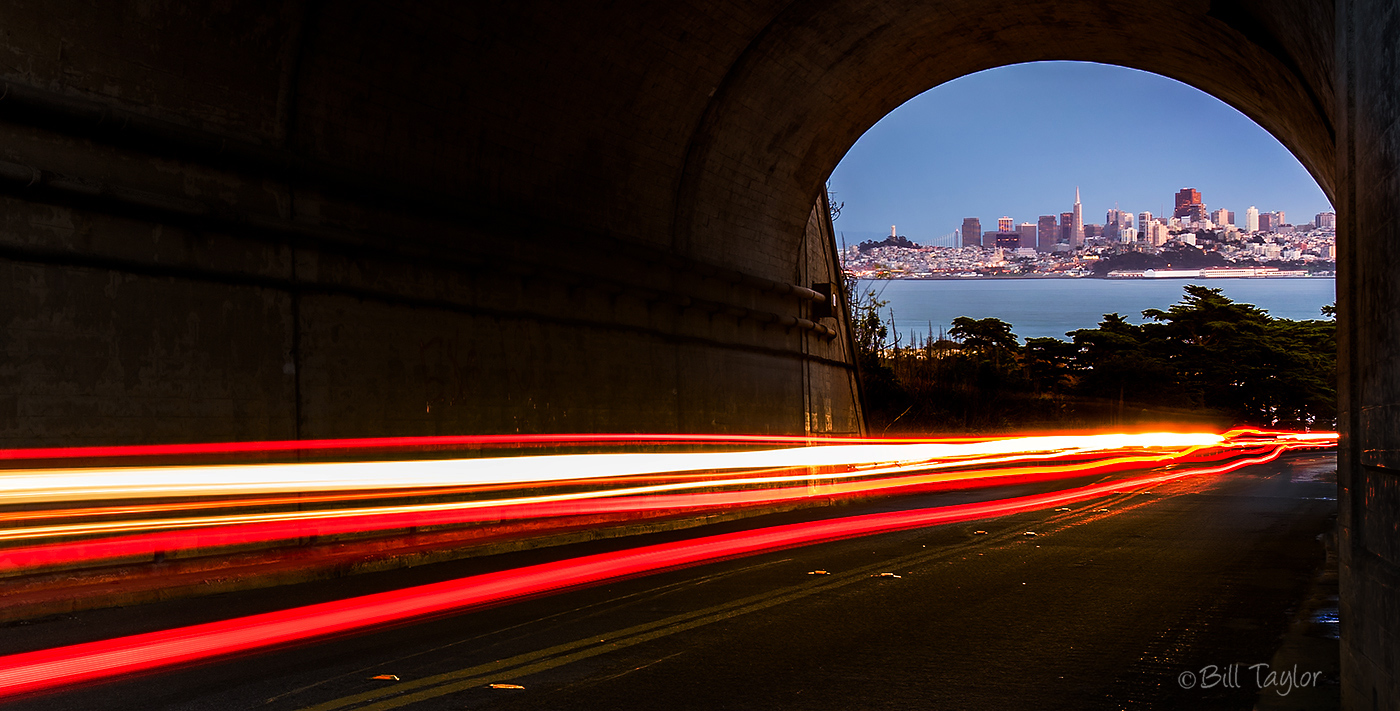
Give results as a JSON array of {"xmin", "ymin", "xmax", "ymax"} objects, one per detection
[
  {"xmin": 1146, "ymin": 221, "xmax": 1170, "ymax": 246},
  {"xmin": 1072, "ymin": 187, "xmax": 1084, "ymax": 247},
  {"xmin": 1060, "ymin": 212, "xmax": 1074, "ymax": 243},
  {"xmin": 998, "ymin": 216, "xmax": 1014, "ymax": 232},
  {"xmin": 1105, "ymin": 208, "xmax": 1131, "ymax": 242},
  {"xmin": 1138, "ymin": 211, "xmax": 1153, "ymax": 241},
  {"xmin": 1174, "ymin": 188, "xmax": 1202, "ymax": 219},
  {"xmin": 1259, "ymin": 212, "xmax": 1274, "ymax": 233},
  {"xmin": 1245, "ymin": 206, "xmax": 1260, "ymax": 232},
  {"xmin": 961, "ymin": 217, "xmax": 982, "ymax": 247},
  {"xmin": 1316, "ymin": 211, "xmax": 1336, "ymax": 229},
  {"xmin": 994, "ymin": 231, "xmax": 1021, "ymax": 249},
  {"xmin": 1210, "ymin": 208, "xmax": 1230, "ymax": 226},
  {"xmin": 1037, "ymin": 215, "xmax": 1058, "ymax": 252},
  {"xmin": 1017, "ymin": 222, "xmax": 1036, "ymax": 249}
]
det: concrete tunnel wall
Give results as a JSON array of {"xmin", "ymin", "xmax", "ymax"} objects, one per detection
[
  {"xmin": 0, "ymin": 1, "xmax": 865, "ymax": 444},
  {"xmin": 0, "ymin": 0, "xmax": 1394, "ymax": 706}
]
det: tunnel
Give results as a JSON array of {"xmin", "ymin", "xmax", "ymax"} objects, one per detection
[{"xmin": 0, "ymin": 0, "xmax": 1393, "ymax": 706}]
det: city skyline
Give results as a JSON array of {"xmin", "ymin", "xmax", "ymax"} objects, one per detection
[{"xmin": 826, "ymin": 61, "xmax": 1334, "ymax": 244}]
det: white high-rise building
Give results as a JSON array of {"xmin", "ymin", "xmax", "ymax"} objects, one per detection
[
  {"xmin": 1072, "ymin": 187, "xmax": 1084, "ymax": 246},
  {"xmin": 1146, "ymin": 221, "xmax": 1171, "ymax": 246},
  {"xmin": 1138, "ymin": 212, "xmax": 1153, "ymax": 241},
  {"xmin": 1245, "ymin": 206, "xmax": 1260, "ymax": 232}
]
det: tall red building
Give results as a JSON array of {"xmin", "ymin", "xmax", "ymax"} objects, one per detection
[{"xmin": 1174, "ymin": 187, "xmax": 1206, "ymax": 221}]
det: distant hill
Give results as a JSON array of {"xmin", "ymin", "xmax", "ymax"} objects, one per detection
[{"xmin": 857, "ymin": 235, "xmax": 921, "ymax": 251}]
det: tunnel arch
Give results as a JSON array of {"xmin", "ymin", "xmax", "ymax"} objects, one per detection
[
  {"xmin": 669, "ymin": 0, "xmax": 1335, "ymax": 278},
  {"xmin": 824, "ymin": 60, "xmax": 1335, "ymax": 261},
  {"xmin": 1, "ymin": 4, "xmax": 1398, "ymax": 705}
]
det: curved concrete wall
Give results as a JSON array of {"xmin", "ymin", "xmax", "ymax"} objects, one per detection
[
  {"xmin": 0, "ymin": 1, "xmax": 864, "ymax": 443},
  {"xmin": 0, "ymin": 0, "xmax": 1394, "ymax": 706}
]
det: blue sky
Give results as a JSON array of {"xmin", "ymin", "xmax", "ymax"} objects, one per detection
[{"xmin": 826, "ymin": 61, "xmax": 1334, "ymax": 245}]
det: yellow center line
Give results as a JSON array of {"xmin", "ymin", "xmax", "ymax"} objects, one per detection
[{"xmin": 296, "ymin": 507, "xmax": 1106, "ymax": 711}]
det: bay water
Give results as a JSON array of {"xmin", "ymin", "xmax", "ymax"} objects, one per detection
[{"xmin": 856, "ymin": 277, "xmax": 1336, "ymax": 343}]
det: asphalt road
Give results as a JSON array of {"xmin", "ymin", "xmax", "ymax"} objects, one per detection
[{"xmin": 3, "ymin": 453, "xmax": 1339, "ymax": 710}]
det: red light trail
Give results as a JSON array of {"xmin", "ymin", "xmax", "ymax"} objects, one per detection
[
  {"xmin": 0, "ymin": 445, "xmax": 1269, "ymax": 571},
  {"xmin": 0, "ymin": 432, "xmax": 1286, "ymax": 575},
  {"xmin": 0, "ymin": 430, "xmax": 1334, "ymax": 698}
]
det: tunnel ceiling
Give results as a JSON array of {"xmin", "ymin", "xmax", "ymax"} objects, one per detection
[{"xmin": 0, "ymin": 0, "xmax": 1334, "ymax": 277}]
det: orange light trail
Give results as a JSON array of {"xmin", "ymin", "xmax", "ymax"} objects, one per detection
[
  {"xmin": 0, "ymin": 440, "xmax": 1312, "ymax": 700},
  {"xmin": 0, "ymin": 432, "xmax": 1335, "ymax": 575},
  {"xmin": 0, "ymin": 446, "xmax": 1253, "ymax": 569},
  {"xmin": 0, "ymin": 432, "xmax": 996, "ymax": 463},
  {"xmin": 0, "ymin": 432, "xmax": 1228, "ymax": 504}
]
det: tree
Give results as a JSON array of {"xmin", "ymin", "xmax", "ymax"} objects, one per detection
[
  {"xmin": 1068, "ymin": 313, "xmax": 1183, "ymax": 409},
  {"xmin": 1022, "ymin": 337, "xmax": 1078, "ymax": 393},
  {"xmin": 845, "ymin": 281, "xmax": 905, "ymax": 414},
  {"xmin": 1071, "ymin": 286, "xmax": 1335, "ymax": 427},
  {"xmin": 846, "ymin": 283, "xmax": 890, "ymax": 364},
  {"xmin": 949, "ymin": 317, "xmax": 1018, "ymax": 354}
]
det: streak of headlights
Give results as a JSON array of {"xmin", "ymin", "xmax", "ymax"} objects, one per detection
[
  {"xmin": 0, "ymin": 432, "xmax": 1332, "ymax": 575},
  {"xmin": 0, "ymin": 443, "xmax": 1299, "ymax": 699},
  {"xmin": 0, "ymin": 432, "xmax": 1226, "ymax": 503}
]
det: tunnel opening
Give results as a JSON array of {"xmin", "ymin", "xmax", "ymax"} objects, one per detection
[{"xmin": 822, "ymin": 60, "xmax": 1336, "ymax": 436}]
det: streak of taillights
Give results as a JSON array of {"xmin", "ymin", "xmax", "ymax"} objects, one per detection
[
  {"xmin": 0, "ymin": 444, "xmax": 1293, "ymax": 699},
  {"xmin": 0, "ymin": 447, "xmax": 1234, "ymax": 570},
  {"xmin": 0, "ymin": 433, "xmax": 1331, "ymax": 573}
]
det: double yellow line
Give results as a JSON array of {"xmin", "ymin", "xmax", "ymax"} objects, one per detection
[{"xmin": 298, "ymin": 518, "xmax": 1075, "ymax": 711}]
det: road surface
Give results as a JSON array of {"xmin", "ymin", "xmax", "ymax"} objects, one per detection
[{"xmin": 2, "ymin": 452, "xmax": 1339, "ymax": 710}]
